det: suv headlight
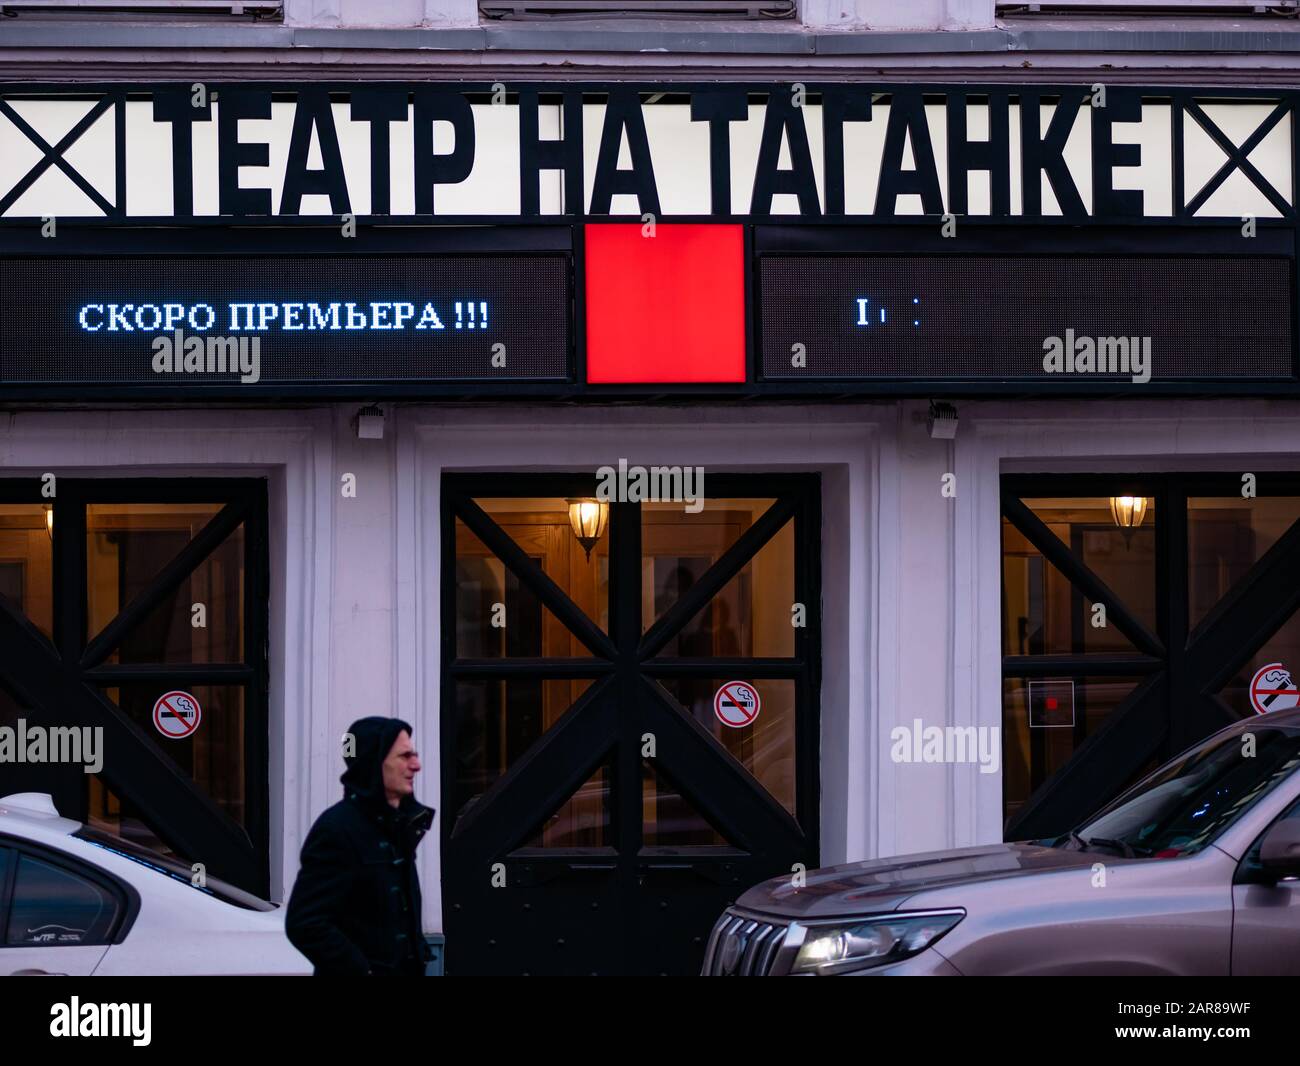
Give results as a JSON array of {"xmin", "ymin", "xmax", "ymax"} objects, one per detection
[{"xmin": 791, "ymin": 910, "xmax": 964, "ymax": 974}]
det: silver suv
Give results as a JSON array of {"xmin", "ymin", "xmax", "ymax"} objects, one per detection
[{"xmin": 703, "ymin": 708, "xmax": 1300, "ymax": 975}]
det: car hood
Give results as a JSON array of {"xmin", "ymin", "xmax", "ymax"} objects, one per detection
[{"xmin": 736, "ymin": 842, "xmax": 1105, "ymax": 920}]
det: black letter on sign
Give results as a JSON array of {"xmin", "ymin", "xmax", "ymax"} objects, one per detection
[
  {"xmin": 875, "ymin": 91, "xmax": 943, "ymax": 216},
  {"xmin": 822, "ymin": 89, "xmax": 872, "ymax": 216},
  {"xmin": 1019, "ymin": 89, "xmax": 1087, "ymax": 219},
  {"xmin": 152, "ymin": 87, "xmax": 211, "ymax": 219},
  {"xmin": 414, "ymin": 89, "xmax": 476, "ymax": 216},
  {"xmin": 947, "ymin": 92, "xmax": 1010, "ymax": 216},
  {"xmin": 750, "ymin": 90, "xmax": 821, "ymax": 216},
  {"xmin": 519, "ymin": 89, "xmax": 583, "ymax": 217},
  {"xmin": 280, "ymin": 90, "xmax": 351, "ymax": 216},
  {"xmin": 217, "ymin": 89, "xmax": 273, "ymax": 216},
  {"xmin": 351, "ymin": 89, "xmax": 407, "ymax": 216},
  {"xmin": 589, "ymin": 89, "xmax": 660, "ymax": 216},
  {"xmin": 1092, "ymin": 89, "xmax": 1144, "ymax": 218},
  {"xmin": 690, "ymin": 91, "xmax": 747, "ymax": 216}
]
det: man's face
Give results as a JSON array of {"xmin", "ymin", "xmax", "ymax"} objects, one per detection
[{"xmin": 382, "ymin": 730, "xmax": 420, "ymax": 806}]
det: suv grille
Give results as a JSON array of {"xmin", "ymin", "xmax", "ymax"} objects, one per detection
[{"xmin": 701, "ymin": 910, "xmax": 789, "ymax": 975}]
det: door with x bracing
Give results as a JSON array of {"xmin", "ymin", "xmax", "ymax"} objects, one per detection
[
  {"xmin": 1002, "ymin": 474, "xmax": 1300, "ymax": 841},
  {"xmin": 0, "ymin": 478, "xmax": 269, "ymax": 895},
  {"xmin": 441, "ymin": 473, "xmax": 820, "ymax": 975}
]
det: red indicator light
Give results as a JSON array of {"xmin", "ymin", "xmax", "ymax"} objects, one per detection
[{"xmin": 584, "ymin": 223, "xmax": 746, "ymax": 384}]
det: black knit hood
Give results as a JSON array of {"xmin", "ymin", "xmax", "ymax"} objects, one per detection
[
  {"xmin": 341, "ymin": 716, "xmax": 410, "ymax": 803},
  {"xmin": 340, "ymin": 717, "xmax": 433, "ymax": 835}
]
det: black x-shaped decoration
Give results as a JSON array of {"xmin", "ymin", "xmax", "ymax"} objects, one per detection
[
  {"xmin": 0, "ymin": 92, "xmax": 122, "ymax": 217},
  {"xmin": 1182, "ymin": 98, "xmax": 1293, "ymax": 218}
]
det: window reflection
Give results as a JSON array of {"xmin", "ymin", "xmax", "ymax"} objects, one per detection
[
  {"xmin": 99, "ymin": 684, "xmax": 247, "ymax": 829},
  {"xmin": 0, "ymin": 503, "xmax": 53, "ymax": 640},
  {"xmin": 1003, "ymin": 676, "xmax": 1143, "ymax": 831},
  {"xmin": 656, "ymin": 677, "xmax": 796, "ymax": 816},
  {"xmin": 1003, "ymin": 498, "xmax": 1156, "ymax": 656},
  {"xmin": 7, "ymin": 855, "xmax": 118, "ymax": 946},
  {"xmin": 86, "ymin": 503, "xmax": 244, "ymax": 665},
  {"xmin": 1220, "ymin": 613, "xmax": 1300, "ymax": 720},
  {"xmin": 1188, "ymin": 497, "xmax": 1300, "ymax": 630},
  {"xmin": 86, "ymin": 777, "xmax": 176, "ymax": 858},
  {"xmin": 526, "ymin": 763, "xmax": 610, "ymax": 848},
  {"xmin": 643, "ymin": 760, "xmax": 727, "ymax": 847},
  {"xmin": 454, "ymin": 678, "xmax": 594, "ymax": 826},
  {"xmin": 455, "ymin": 514, "xmax": 597, "ymax": 658},
  {"xmin": 641, "ymin": 501, "xmax": 793, "ymax": 661}
]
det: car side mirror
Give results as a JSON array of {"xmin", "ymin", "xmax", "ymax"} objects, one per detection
[{"xmin": 1258, "ymin": 819, "xmax": 1300, "ymax": 880}]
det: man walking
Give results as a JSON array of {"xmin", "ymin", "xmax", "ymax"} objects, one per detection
[{"xmin": 286, "ymin": 716, "xmax": 435, "ymax": 975}]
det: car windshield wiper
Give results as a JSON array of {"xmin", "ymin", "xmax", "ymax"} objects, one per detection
[
  {"xmin": 1077, "ymin": 835, "xmax": 1153, "ymax": 858},
  {"xmin": 1054, "ymin": 829, "xmax": 1150, "ymax": 857}
]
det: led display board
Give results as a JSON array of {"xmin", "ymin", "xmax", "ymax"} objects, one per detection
[
  {"xmin": 0, "ymin": 254, "xmax": 571, "ymax": 388},
  {"xmin": 759, "ymin": 255, "xmax": 1295, "ymax": 382}
]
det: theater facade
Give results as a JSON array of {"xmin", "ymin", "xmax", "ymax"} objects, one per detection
[{"xmin": 1, "ymin": 2, "xmax": 1299, "ymax": 975}]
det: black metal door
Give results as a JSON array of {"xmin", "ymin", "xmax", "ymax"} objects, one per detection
[
  {"xmin": 0, "ymin": 478, "xmax": 269, "ymax": 895},
  {"xmin": 1002, "ymin": 473, "xmax": 1300, "ymax": 840},
  {"xmin": 441, "ymin": 474, "xmax": 820, "ymax": 975}
]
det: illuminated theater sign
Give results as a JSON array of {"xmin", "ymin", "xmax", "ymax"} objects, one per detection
[
  {"xmin": 0, "ymin": 82, "xmax": 1295, "ymax": 397},
  {"xmin": 0, "ymin": 83, "xmax": 1291, "ymax": 222}
]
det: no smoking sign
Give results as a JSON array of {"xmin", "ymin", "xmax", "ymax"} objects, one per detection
[
  {"xmin": 1250, "ymin": 663, "xmax": 1298, "ymax": 715},
  {"xmin": 714, "ymin": 681, "xmax": 760, "ymax": 729},
  {"xmin": 153, "ymin": 690, "xmax": 202, "ymax": 739}
]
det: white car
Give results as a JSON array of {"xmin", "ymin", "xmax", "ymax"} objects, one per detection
[{"xmin": 0, "ymin": 792, "xmax": 310, "ymax": 976}]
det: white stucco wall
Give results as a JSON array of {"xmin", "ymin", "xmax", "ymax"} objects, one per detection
[
  {"xmin": 803, "ymin": 0, "xmax": 994, "ymax": 31},
  {"xmin": 284, "ymin": 0, "xmax": 479, "ymax": 29},
  {"xmin": 280, "ymin": 0, "xmax": 995, "ymax": 31}
]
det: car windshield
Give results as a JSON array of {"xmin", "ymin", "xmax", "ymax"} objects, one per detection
[
  {"xmin": 73, "ymin": 826, "xmax": 276, "ymax": 912},
  {"xmin": 1068, "ymin": 721, "xmax": 1300, "ymax": 858}
]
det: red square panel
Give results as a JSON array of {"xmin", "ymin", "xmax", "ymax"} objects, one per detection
[{"xmin": 584, "ymin": 223, "xmax": 746, "ymax": 384}]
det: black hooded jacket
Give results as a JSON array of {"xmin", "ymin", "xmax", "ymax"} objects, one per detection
[{"xmin": 285, "ymin": 717, "xmax": 435, "ymax": 976}]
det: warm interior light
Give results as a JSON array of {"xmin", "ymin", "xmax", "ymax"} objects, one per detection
[
  {"xmin": 44, "ymin": 504, "xmax": 53, "ymax": 540},
  {"xmin": 566, "ymin": 498, "xmax": 609, "ymax": 561},
  {"xmin": 1109, "ymin": 495, "xmax": 1148, "ymax": 530}
]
